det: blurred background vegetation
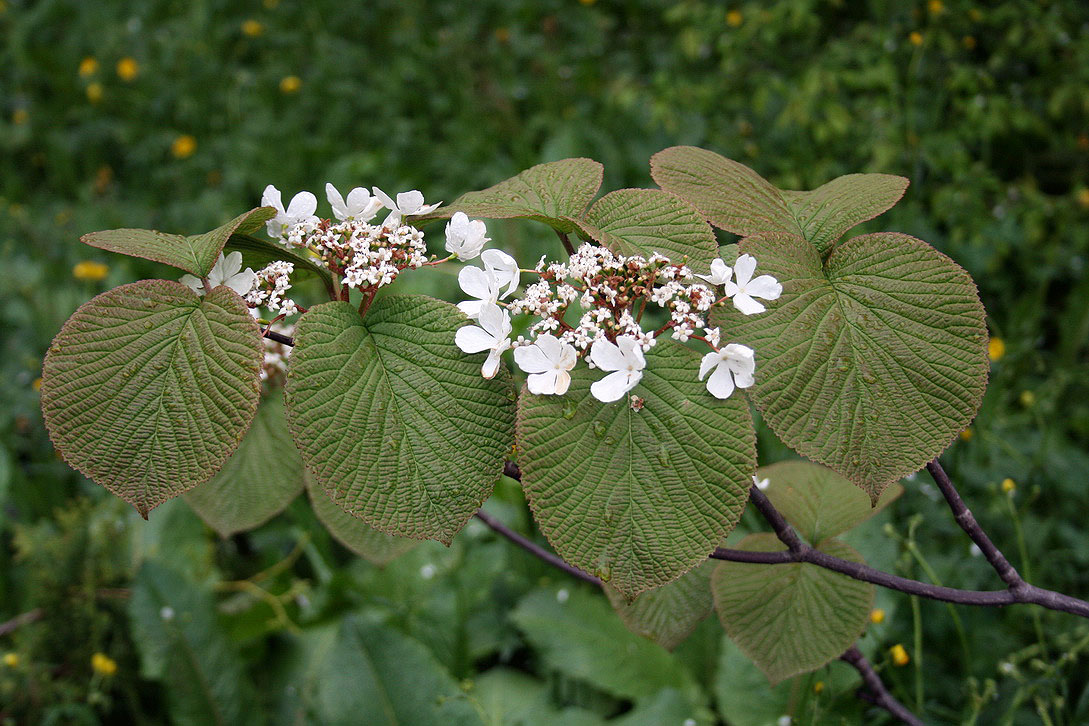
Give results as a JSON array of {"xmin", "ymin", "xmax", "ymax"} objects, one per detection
[{"xmin": 2, "ymin": 0, "xmax": 1089, "ymax": 723}]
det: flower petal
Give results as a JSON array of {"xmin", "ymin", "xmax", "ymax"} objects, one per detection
[
  {"xmin": 458, "ymin": 266, "xmax": 498, "ymax": 300},
  {"xmin": 745, "ymin": 274, "xmax": 782, "ymax": 301},
  {"xmin": 396, "ymin": 190, "xmax": 425, "ymax": 214},
  {"xmin": 526, "ymin": 370, "xmax": 558, "ymax": 395},
  {"xmin": 326, "ymin": 183, "xmax": 347, "ymax": 220},
  {"xmin": 698, "ymin": 350, "xmax": 720, "ymax": 381},
  {"xmin": 371, "ymin": 186, "xmax": 397, "ymax": 211},
  {"xmin": 514, "ymin": 343, "xmax": 553, "ymax": 374},
  {"xmin": 553, "ymin": 370, "xmax": 571, "ymax": 395},
  {"xmin": 179, "ymin": 274, "xmax": 204, "ymax": 294},
  {"xmin": 732, "ymin": 292, "xmax": 766, "ymax": 316},
  {"xmin": 286, "ymin": 191, "xmax": 317, "ymax": 218},
  {"xmin": 455, "ymin": 325, "xmax": 495, "ymax": 354},
  {"xmin": 222, "ymin": 251, "xmax": 243, "ymax": 278},
  {"xmin": 345, "ymin": 187, "xmax": 372, "ymax": 213},
  {"xmin": 589, "ymin": 338, "xmax": 627, "ymax": 372},
  {"xmin": 261, "ymin": 185, "xmax": 284, "ymax": 213},
  {"xmin": 482, "ymin": 348, "xmax": 504, "ymax": 379},
  {"xmin": 477, "ymin": 303, "xmax": 511, "ymax": 339},
  {"xmin": 591, "ymin": 370, "xmax": 636, "ymax": 403},
  {"xmin": 457, "ymin": 300, "xmax": 485, "ymax": 318},
  {"xmin": 225, "ymin": 269, "xmax": 257, "ymax": 295},
  {"xmin": 706, "ymin": 363, "xmax": 736, "ymax": 399},
  {"xmin": 733, "ymin": 254, "xmax": 757, "ymax": 286}
]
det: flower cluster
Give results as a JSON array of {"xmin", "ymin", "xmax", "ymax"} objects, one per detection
[
  {"xmin": 245, "ymin": 260, "xmax": 298, "ymax": 317},
  {"xmin": 455, "ymin": 241, "xmax": 781, "ymax": 403}
]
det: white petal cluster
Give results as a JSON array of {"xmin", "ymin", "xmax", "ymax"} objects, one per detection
[
  {"xmin": 513, "ymin": 334, "xmax": 577, "ymax": 395},
  {"xmin": 589, "ymin": 336, "xmax": 646, "ymax": 402},
  {"xmin": 180, "ymin": 252, "xmax": 255, "ymax": 297},
  {"xmin": 698, "ymin": 343, "xmax": 755, "ymax": 399},
  {"xmin": 701, "ymin": 254, "xmax": 782, "ymax": 316},
  {"xmin": 285, "ymin": 217, "xmax": 427, "ymax": 292},
  {"xmin": 455, "ymin": 303, "xmax": 512, "ymax": 379},
  {"xmin": 457, "ymin": 249, "xmax": 520, "ymax": 319},
  {"xmin": 444, "ymin": 212, "xmax": 489, "ymax": 260},
  {"xmin": 262, "ymin": 185, "xmax": 319, "ymax": 237},
  {"xmin": 245, "ymin": 261, "xmax": 298, "ymax": 316},
  {"xmin": 372, "ymin": 187, "xmax": 441, "ymax": 229},
  {"xmin": 326, "ymin": 183, "xmax": 383, "ymax": 222}
]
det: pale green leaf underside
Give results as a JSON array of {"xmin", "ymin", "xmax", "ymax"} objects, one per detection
[
  {"xmin": 184, "ymin": 389, "xmax": 304, "ymax": 538},
  {"xmin": 651, "ymin": 147, "xmax": 907, "ymax": 255},
  {"xmin": 711, "ymin": 232, "xmax": 988, "ymax": 500},
  {"xmin": 605, "ymin": 559, "xmax": 714, "ymax": 651},
  {"xmin": 280, "ymin": 619, "xmax": 483, "ymax": 726},
  {"xmin": 425, "ymin": 158, "xmax": 603, "ymax": 234},
  {"xmin": 225, "ymin": 232, "xmax": 335, "ymax": 298},
  {"xmin": 41, "ymin": 280, "xmax": 263, "ymax": 516},
  {"xmin": 307, "ymin": 474, "xmax": 418, "ymax": 566},
  {"xmin": 511, "ymin": 588, "xmax": 697, "ymax": 703},
  {"xmin": 577, "ymin": 188, "xmax": 718, "ymax": 275},
  {"xmin": 712, "ymin": 533, "xmax": 873, "ymax": 685},
  {"xmin": 284, "ymin": 295, "xmax": 516, "ymax": 544},
  {"xmin": 781, "ymin": 173, "xmax": 909, "ymax": 258},
  {"xmin": 130, "ymin": 562, "xmax": 264, "ymax": 726},
  {"xmin": 81, "ymin": 207, "xmax": 275, "ymax": 276},
  {"xmin": 516, "ymin": 340, "xmax": 755, "ymax": 599},
  {"xmin": 758, "ymin": 460, "xmax": 902, "ymax": 546}
]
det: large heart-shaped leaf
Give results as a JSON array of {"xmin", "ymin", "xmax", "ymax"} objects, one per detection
[
  {"xmin": 516, "ymin": 340, "xmax": 755, "ymax": 599},
  {"xmin": 41, "ymin": 280, "xmax": 263, "ymax": 517},
  {"xmin": 81, "ymin": 207, "xmax": 275, "ymax": 276},
  {"xmin": 757, "ymin": 461, "xmax": 902, "ymax": 546},
  {"xmin": 605, "ymin": 560, "xmax": 715, "ymax": 651},
  {"xmin": 711, "ymin": 533, "xmax": 873, "ymax": 685},
  {"xmin": 284, "ymin": 295, "xmax": 516, "ymax": 544},
  {"xmin": 651, "ymin": 147, "xmax": 907, "ymax": 257},
  {"xmin": 574, "ymin": 188, "xmax": 718, "ymax": 274},
  {"xmin": 711, "ymin": 232, "xmax": 988, "ymax": 500},
  {"xmin": 184, "ymin": 389, "xmax": 304, "ymax": 538},
  {"xmin": 424, "ymin": 158, "xmax": 603, "ymax": 234},
  {"xmin": 307, "ymin": 474, "xmax": 418, "ymax": 566}
]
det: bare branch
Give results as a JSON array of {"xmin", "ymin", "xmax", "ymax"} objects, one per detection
[
  {"xmin": 474, "ymin": 508, "xmax": 602, "ymax": 587},
  {"xmin": 840, "ymin": 646, "xmax": 925, "ymax": 726}
]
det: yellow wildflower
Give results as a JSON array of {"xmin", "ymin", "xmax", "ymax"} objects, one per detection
[
  {"xmin": 116, "ymin": 57, "xmax": 139, "ymax": 81},
  {"xmin": 869, "ymin": 608, "xmax": 886, "ymax": 624},
  {"xmin": 1019, "ymin": 390, "xmax": 1035, "ymax": 408},
  {"xmin": 813, "ymin": 680, "xmax": 825, "ymax": 694},
  {"xmin": 87, "ymin": 82, "xmax": 104, "ymax": 103},
  {"xmin": 241, "ymin": 19, "xmax": 264, "ymax": 37},
  {"xmin": 960, "ymin": 428, "xmax": 974, "ymax": 442},
  {"xmin": 909, "ymin": 31, "xmax": 924, "ymax": 47},
  {"xmin": 969, "ymin": 8, "xmax": 982, "ymax": 21},
  {"xmin": 988, "ymin": 337, "xmax": 1005, "ymax": 361},
  {"xmin": 2, "ymin": 652, "xmax": 18, "ymax": 668},
  {"xmin": 927, "ymin": 0, "xmax": 944, "ymax": 14},
  {"xmin": 91, "ymin": 652, "xmax": 118, "ymax": 677},
  {"xmin": 962, "ymin": 35, "xmax": 976, "ymax": 50},
  {"xmin": 79, "ymin": 56, "xmax": 99, "ymax": 77},
  {"xmin": 171, "ymin": 134, "xmax": 197, "ymax": 159},
  {"xmin": 279, "ymin": 75, "xmax": 302, "ymax": 94},
  {"xmin": 1076, "ymin": 188, "xmax": 1089, "ymax": 208},
  {"xmin": 12, "ymin": 108, "xmax": 28, "ymax": 125},
  {"xmin": 890, "ymin": 644, "xmax": 910, "ymax": 666},
  {"xmin": 726, "ymin": 10, "xmax": 743, "ymax": 27},
  {"xmin": 32, "ymin": 378, "xmax": 42, "ymax": 392},
  {"xmin": 494, "ymin": 27, "xmax": 511, "ymax": 43},
  {"xmin": 73, "ymin": 261, "xmax": 109, "ymax": 281},
  {"xmin": 1001, "ymin": 477, "xmax": 1016, "ymax": 493}
]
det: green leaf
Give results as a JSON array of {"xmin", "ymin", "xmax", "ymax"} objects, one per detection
[
  {"xmin": 650, "ymin": 146, "xmax": 797, "ymax": 238},
  {"xmin": 757, "ymin": 461, "xmax": 902, "ymax": 545},
  {"xmin": 225, "ymin": 232, "xmax": 335, "ymax": 297},
  {"xmin": 575, "ymin": 188, "xmax": 718, "ymax": 274},
  {"xmin": 184, "ymin": 389, "xmax": 304, "ymax": 538},
  {"xmin": 41, "ymin": 280, "xmax": 263, "ymax": 517},
  {"xmin": 425, "ymin": 158, "xmax": 603, "ymax": 234},
  {"xmin": 713, "ymin": 634, "xmax": 861, "ymax": 726},
  {"xmin": 781, "ymin": 173, "xmax": 909, "ymax": 258},
  {"xmin": 711, "ymin": 533, "xmax": 873, "ymax": 685},
  {"xmin": 284, "ymin": 295, "xmax": 515, "ymax": 544},
  {"xmin": 129, "ymin": 562, "xmax": 264, "ymax": 726},
  {"xmin": 711, "ymin": 232, "xmax": 988, "ymax": 500},
  {"xmin": 472, "ymin": 668, "xmax": 605, "ymax": 726},
  {"xmin": 510, "ymin": 588, "xmax": 699, "ymax": 703},
  {"xmin": 517, "ymin": 340, "xmax": 755, "ymax": 600},
  {"xmin": 81, "ymin": 207, "xmax": 276, "ymax": 276},
  {"xmin": 605, "ymin": 560, "xmax": 714, "ymax": 651},
  {"xmin": 271, "ymin": 619, "xmax": 482, "ymax": 726},
  {"xmin": 307, "ymin": 473, "xmax": 418, "ymax": 566}
]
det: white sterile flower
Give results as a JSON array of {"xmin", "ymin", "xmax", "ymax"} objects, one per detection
[
  {"xmin": 696, "ymin": 257, "xmax": 733, "ymax": 286},
  {"xmin": 371, "ymin": 187, "xmax": 441, "ymax": 228},
  {"xmin": 724, "ymin": 254, "xmax": 782, "ymax": 315},
  {"xmin": 444, "ymin": 212, "xmax": 489, "ymax": 260},
  {"xmin": 698, "ymin": 343, "xmax": 756, "ymax": 399},
  {"xmin": 262, "ymin": 184, "xmax": 318, "ymax": 237},
  {"xmin": 325, "ymin": 182, "xmax": 382, "ymax": 222},
  {"xmin": 481, "ymin": 248, "xmax": 520, "ymax": 298},
  {"xmin": 455, "ymin": 303, "xmax": 512, "ymax": 379},
  {"xmin": 457, "ymin": 265, "xmax": 501, "ymax": 319},
  {"xmin": 589, "ymin": 335, "xmax": 646, "ymax": 403},
  {"xmin": 180, "ymin": 252, "xmax": 256, "ymax": 296},
  {"xmin": 514, "ymin": 334, "xmax": 577, "ymax": 395},
  {"xmin": 753, "ymin": 475, "xmax": 770, "ymax": 491}
]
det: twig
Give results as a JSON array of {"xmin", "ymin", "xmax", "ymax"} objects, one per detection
[
  {"xmin": 555, "ymin": 229, "xmax": 576, "ymax": 256},
  {"xmin": 0, "ymin": 608, "xmax": 42, "ymax": 637},
  {"xmin": 263, "ymin": 329, "xmax": 294, "ymax": 346},
  {"xmin": 841, "ymin": 647, "xmax": 925, "ymax": 726},
  {"xmin": 473, "ymin": 509, "xmax": 601, "ymax": 587}
]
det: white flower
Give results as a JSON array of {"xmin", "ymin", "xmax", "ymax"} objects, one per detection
[
  {"xmin": 262, "ymin": 184, "xmax": 318, "ymax": 237},
  {"xmin": 457, "ymin": 265, "xmax": 501, "ymax": 319},
  {"xmin": 724, "ymin": 254, "xmax": 781, "ymax": 315},
  {"xmin": 514, "ymin": 334, "xmax": 577, "ymax": 395},
  {"xmin": 696, "ymin": 257, "xmax": 732, "ymax": 286},
  {"xmin": 455, "ymin": 303, "xmax": 512, "ymax": 379},
  {"xmin": 325, "ymin": 182, "xmax": 382, "ymax": 222},
  {"xmin": 372, "ymin": 187, "xmax": 441, "ymax": 228},
  {"xmin": 753, "ymin": 475, "xmax": 770, "ymax": 491},
  {"xmin": 482, "ymin": 248, "xmax": 520, "ymax": 297},
  {"xmin": 589, "ymin": 335, "xmax": 646, "ymax": 403},
  {"xmin": 444, "ymin": 212, "xmax": 489, "ymax": 260},
  {"xmin": 180, "ymin": 252, "xmax": 256, "ymax": 296},
  {"xmin": 698, "ymin": 343, "xmax": 756, "ymax": 399}
]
